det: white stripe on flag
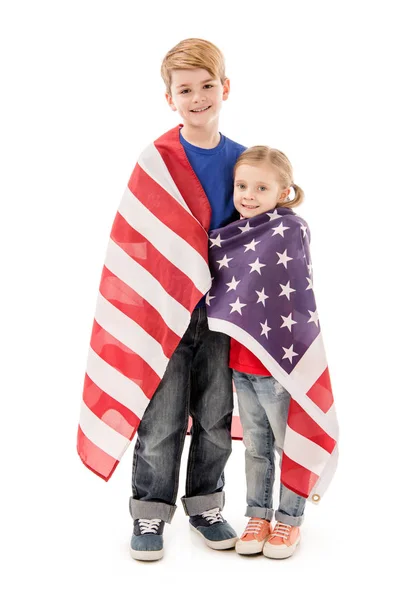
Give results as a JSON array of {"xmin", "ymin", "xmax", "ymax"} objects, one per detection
[
  {"xmin": 284, "ymin": 425, "xmax": 331, "ymax": 476},
  {"xmin": 119, "ymin": 187, "xmax": 210, "ymax": 294},
  {"xmin": 94, "ymin": 293, "xmax": 169, "ymax": 378},
  {"xmin": 105, "ymin": 238, "xmax": 190, "ymax": 337},
  {"xmin": 86, "ymin": 346, "xmax": 150, "ymax": 419},
  {"xmin": 138, "ymin": 143, "xmax": 191, "ymax": 213},
  {"xmin": 79, "ymin": 402, "xmax": 130, "ymax": 460},
  {"xmin": 290, "ymin": 333, "xmax": 327, "ymax": 393}
]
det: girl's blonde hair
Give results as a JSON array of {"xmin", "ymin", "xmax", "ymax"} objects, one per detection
[
  {"xmin": 161, "ymin": 38, "xmax": 226, "ymax": 95},
  {"xmin": 235, "ymin": 146, "xmax": 304, "ymax": 209}
]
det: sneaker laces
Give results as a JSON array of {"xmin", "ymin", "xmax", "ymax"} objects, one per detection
[
  {"xmin": 200, "ymin": 507, "xmax": 224, "ymax": 525},
  {"xmin": 271, "ymin": 522, "xmax": 291, "ymax": 540},
  {"xmin": 138, "ymin": 518, "xmax": 161, "ymax": 534},
  {"xmin": 243, "ymin": 517, "xmax": 266, "ymax": 535}
]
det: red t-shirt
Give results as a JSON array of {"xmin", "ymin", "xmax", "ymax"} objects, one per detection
[{"xmin": 229, "ymin": 338, "xmax": 271, "ymax": 376}]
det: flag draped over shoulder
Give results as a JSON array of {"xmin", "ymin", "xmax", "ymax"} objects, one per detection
[
  {"xmin": 77, "ymin": 126, "xmax": 213, "ymax": 481},
  {"xmin": 206, "ymin": 207, "xmax": 339, "ymax": 502}
]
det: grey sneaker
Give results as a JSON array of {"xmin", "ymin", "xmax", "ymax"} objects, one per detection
[
  {"xmin": 130, "ymin": 518, "xmax": 165, "ymax": 561},
  {"xmin": 189, "ymin": 508, "xmax": 238, "ymax": 550}
]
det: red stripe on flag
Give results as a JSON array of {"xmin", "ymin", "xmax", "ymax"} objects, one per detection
[
  {"xmin": 111, "ymin": 212, "xmax": 201, "ymax": 311},
  {"xmin": 83, "ymin": 374, "xmax": 141, "ymax": 437},
  {"xmin": 231, "ymin": 415, "xmax": 243, "ymax": 440},
  {"xmin": 154, "ymin": 130, "xmax": 211, "ymax": 232},
  {"xmin": 281, "ymin": 453, "xmax": 319, "ymax": 499},
  {"xmin": 287, "ymin": 399, "xmax": 336, "ymax": 454},
  {"xmin": 90, "ymin": 321, "xmax": 161, "ymax": 399},
  {"xmin": 307, "ymin": 367, "xmax": 334, "ymax": 413},
  {"xmin": 99, "ymin": 266, "xmax": 180, "ymax": 359},
  {"xmin": 77, "ymin": 426, "xmax": 120, "ymax": 482},
  {"xmin": 128, "ymin": 164, "xmax": 209, "ymax": 262}
]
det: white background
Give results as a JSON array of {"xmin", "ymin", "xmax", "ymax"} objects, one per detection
[{"xmin": 1, "ymin": 1, "xmax": 398, "ymax": 598}]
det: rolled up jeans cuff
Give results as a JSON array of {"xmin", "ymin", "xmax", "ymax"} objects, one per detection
[
  {"xmin": 245, "ymin": 506, "xmax": 274, "ymax": 521},
  {"xmin": 129, "ymin": 498, "xmax": 177, "ymax": 524},
  {"xmin": 274, "ymin": 510, "xmax": 304, "ymax": 527},
  {"xmin": 181, "ymin": 491, "xmax": 225, "ymax": 516}
]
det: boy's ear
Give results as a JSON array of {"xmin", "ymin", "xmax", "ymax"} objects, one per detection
[
  {"xmin": 165, "ymin": 93, "xmax": 177, "ymax": 111},
  {"xmin": 222, "ymin": 78, "xmax": 231, "ymax": 101}
]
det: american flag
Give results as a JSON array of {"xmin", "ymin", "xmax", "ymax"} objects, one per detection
[
  {"xmin": 77, "ymin": 126, "xmax": 215, "ymax": 481},
  {"xmin": 206, "ymin": 207, "xmax": 339, "ymax": 501}
]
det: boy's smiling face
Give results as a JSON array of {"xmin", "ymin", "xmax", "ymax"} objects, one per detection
[
  {"xmin": 166, "ymin": 68, "xmax": 230, "ymax": 127},
  {"xmin": 234, "ymin": 162, "xmax": 290, "ymax": 219}
]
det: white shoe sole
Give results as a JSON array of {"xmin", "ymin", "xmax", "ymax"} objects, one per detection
[
  {"xmin": 129, "ymin": 547, "xmax": 164, "ymax": 561},
  {"xmin": 263, "ymin": 538, "xmax": 300, "ymax": 559},
  {"xmin": 190, "ymin": 524, "xmax": 238, "ymax": 550},
  {"xmin": 235, "ymin": 539, "xmax": 266, "ymax": 555}
]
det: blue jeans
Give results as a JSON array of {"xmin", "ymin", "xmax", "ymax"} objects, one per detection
[
  {"xmin": 233, "ymin": 370, "xmax": 306, "ymax": 526},
  {"xmin": 130, "ymin": 308, "xmax": 233, "ymax": 523}
]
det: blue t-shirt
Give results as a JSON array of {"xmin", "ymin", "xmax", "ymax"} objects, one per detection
[
  {"xmin": 180, "ymin": 131, "xmax": 246, "ymax": 230},
  {"xmin": 180, "ymin": 131, "xmax": 246, "ymax": 306}
]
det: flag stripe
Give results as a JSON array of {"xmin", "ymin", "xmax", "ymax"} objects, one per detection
[
  {"xmin": 83, "ymin": 373, "xmax": 141, "ymax": 436},
  {"xmin": 86, "ymin": 346, "xmax": 150, "ymax": 418},
  {"xmin": 283, "ymin": 425, "xmax": 331, "ymax": 476},
  {"xmin": 99, "ymin": 266, "xmax": 180, "ymax": 359},
  {"xmin": 129, "ymin": 162, "xmax": 209, "ymax": 263},
  {"xmin": 307, "ymin": 367, "xmax": 334, "ymax": 413},
  {"xmin": 290, "ymin": 333, "xmax": 327, "ymax": 393},
  {"xmin": 77, "ymin": 427, "xmax": 118, "ymax": 481},
  {"xmin": 281, "ymin": 453, "xmax": 319, "ymax": 499},
  {"xmin": 94, "ymin": 293, "xmax": 168, "ymax": 378},
  {"xmin": 154, "ymin": 135, "xmax": 211, "ymax": 231},
  {"xmin": 287, "ymin": 399, "xmax": 336, "ymax": 454},
  {"xmin": 117, "ymin": 187, "xmax": 210, "ymax": 296},
  {"xmin": 104, "ymin": 238, "xmax": 190, "ymax": 338},
  {"xmin": 79, "ymin": 402, "xmax": 130, "ymax": 461},
  {"xmin": 89, "ymin": 321, "xmax": 161, "ymax": 400}
]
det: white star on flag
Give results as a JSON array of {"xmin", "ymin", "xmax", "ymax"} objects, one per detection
[
  {"xmin": 209, "ymin": 234, "xmax": 223, "ymax": 248},
  {"xmin": 281, "ymin": 312, "xmax": 297, "ymax": 331},
  {"xmin": 256, "ymin": 288, "xmax": 269, "ymax": 306},
  {"xmin": 226, "ymin": 276, "xmax": 240, "ymax": 292},
  {"xmin": 276, "ymin": 249, "xmax": 293, "ymax": 269},
  {"xmin": 205, "ymin": 292, "xmax": 215, "ymax": 306},
  {"xmin": 249, "ymin": 258, "xmax": 266, "ymax": 274},
  {"xmin": 306, "ymin": 277, "xmax": 313, "ymax": 290},
  {"xmin": 282, "ymin": 344, "xmax": 298, "ymax": 363},
  {"xmin": 260, "ymin": 318, "xmax": 272, "ymax": 338},
  {"xmin": 308, "ymin": 309, "xmax": 319, "ymax": 327},
  {"xmin": 244, "ymin": 238, "xmax": 261, "ymax": 252},
  {"xmin": 279, "ymin": 280, "xmax": 296, "ymax": 300},
  {"xmin": 238, "ymin": 221, "xmax": 253, "ymax": 233},
  {"xmin": 217, "ymin": 255, "xmax": 233, "ymax": 269},
  {"xmin": 229, "ymin": 297, "xmax": 247, "ymax": 315},
  {"xmin": 272, "ymin": 222, "xmax": 290, "ymax": 238},
  {"xmin": 301, "ymin": 225, "xmax": 308, "ymax": 237},
  {"xmin": 267, "ymin": 209, "xmax": 282, "ymax": 221}
]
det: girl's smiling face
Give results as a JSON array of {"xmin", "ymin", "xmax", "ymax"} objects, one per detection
[{"xmin": 233, "ymin": 162, "xmax": 290, "ymax": 219}]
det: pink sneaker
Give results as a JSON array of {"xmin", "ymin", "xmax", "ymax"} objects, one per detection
[
  {"xmin": 263, "ymin": 522, "xmax": 301, "ymax": 559},
  {"xmin": 235, "ymin": 518, "xmax": 272, "ymax": 555}
]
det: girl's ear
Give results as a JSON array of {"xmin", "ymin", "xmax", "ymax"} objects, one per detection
[{"xmin": 280, "ymin": 187, "xmax": 291, "ymax": 201}]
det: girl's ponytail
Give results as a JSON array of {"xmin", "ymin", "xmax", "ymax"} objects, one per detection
[{"xmin": 278, "ymin": 183, "xmax": 305, "ymax": 209}]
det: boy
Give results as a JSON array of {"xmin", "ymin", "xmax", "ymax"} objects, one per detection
[{"xmin": 77, "ymin": 38, "xmax": 246, "ymax": 561}]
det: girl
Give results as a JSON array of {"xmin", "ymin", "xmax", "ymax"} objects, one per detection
[{"xmin": 206, "ymin": 146, "xmax": 338, "ymax": 559}]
